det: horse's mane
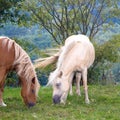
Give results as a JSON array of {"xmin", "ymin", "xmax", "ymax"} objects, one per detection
[
  {"xmin": 57, "ymin": 42, "xmax": 77, "ymax": 69},
  {"xmin": 1, "ymin": 37, "xmax": 39, "ymax": 94},
  {"xmin": 48, "ymin": 39, "xmax": 77, "ymax": 85},
  {"xmin": 13, "ymin": 40, "xmax": 39, "ymax": 92},
  {"xmin": 14, "ymin": 42, "xmax": 36, "ymax": 79},
  {"xmin": 0, "ymin": 36, "xmax": 15, "ymax": 51}
]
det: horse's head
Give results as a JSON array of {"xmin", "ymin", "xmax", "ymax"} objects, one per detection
[
  {"xmin": 51, "ymin": 71, "xmax": 69, "ymax": 104},
  {"xmin": 20, "ymin": 76, "xmax": 40, "ymax": 107}
]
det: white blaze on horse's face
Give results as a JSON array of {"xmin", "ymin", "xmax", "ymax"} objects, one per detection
[{"xmin": 52, "ymin": 72, "xmax": 69, "ymax": 104}]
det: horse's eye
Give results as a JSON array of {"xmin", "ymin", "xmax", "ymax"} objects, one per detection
[
  {"xmin": 56, "ymin": 83, "xmax": 61, "ymax": 88},
  {"xmin": 32, "ymin": 77, "xmax": 35, "ymax": 84},
  {"xmin": 31, "ymin": 89, "xmax": 35, "ymax": 94}
]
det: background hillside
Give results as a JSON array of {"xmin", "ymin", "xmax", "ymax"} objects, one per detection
[{"xmin": 0, "ymin": 23, "xmax": 52, "ymax": 49}]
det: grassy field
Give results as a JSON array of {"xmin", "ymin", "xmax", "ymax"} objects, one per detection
[{"xmin": 0, "ymin": 85, "xmax": 120, "ymax": 120}]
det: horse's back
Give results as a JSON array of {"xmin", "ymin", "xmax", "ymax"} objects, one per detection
[
  {"xmin": 65, "ymin": 34, "xmax": 90, "ymax": 46},
  {"xmin": 0, "ymin": 37, "xmax": 15, "ymax": 68},
  {"xmin": 63, "ymin": 34, "xmax": 95, "ymax": 69}
]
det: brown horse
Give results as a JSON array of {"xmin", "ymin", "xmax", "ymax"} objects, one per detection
[
  {"xmin": 0, "ymin": 37, "xmax": 40, "ymax": 107},
  {"xmin": 48, "ymin": 34, "xmax": 95, "ymax": 104}
]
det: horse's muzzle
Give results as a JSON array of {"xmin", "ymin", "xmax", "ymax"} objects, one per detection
[
  {"xmin": 53, "ymin": 95, "xmax": 61, "ymax": 104},
  {"xmin": 28, "ymin": 102, "xmax": 35, "ymax": 107}
]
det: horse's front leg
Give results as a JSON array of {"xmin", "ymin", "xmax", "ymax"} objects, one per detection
[
  {"xmin": 69, "ymin": 73, "xmax": 74, "ymax": 96},
  {"xmin": 69, "ymin": 84, "xmax": 73, "ymax": 96},
  {"xmin": 82, "ymin": 68, "xmax": 90, "ymax": 104},
  {"xmin": 0, "ymin": 69, "xmax": 7, "ymax": 106},
  {"xmin": 76, "ymin": 72, "xmax": 81, "ymax": 96}
]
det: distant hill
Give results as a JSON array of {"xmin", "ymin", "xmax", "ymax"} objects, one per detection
[
  {"xmin": 95, "ymin": 23, "xmax": 120, "ymax": 44},
  {"xmin": 0, "ymin": 23, "xmax": 53, "ymax": 49},
  {"xmin": 1, "ymin": 22, "xmax": 120, "ymax": 48}
]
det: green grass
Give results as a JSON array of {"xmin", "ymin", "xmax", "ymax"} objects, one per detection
[{"xmin": 0, "ymin": 85, "xmax": 120, "ymax": 120}]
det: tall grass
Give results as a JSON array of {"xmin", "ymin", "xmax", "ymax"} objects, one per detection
[{"xmin": 0, "ymin": 85, "xmax": 120, "ymax": 120}]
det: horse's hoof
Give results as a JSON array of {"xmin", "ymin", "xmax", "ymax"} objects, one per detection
[
  {"xmin": 69, "ymin": 92, "xmax": 73, "ymax": 96},
  {"xmin": 0, "ymin": 102, "xmax": 7, "ymax": 107},
  {"xmin": 76, "ymin": 91, "xmax": 81, "ymax": 96},
  {"xmin": 85, "ymin": 99, "xmax": 90, "ymax": 104},
  {"xmin": 60, "ymin": 100, "xmax": 66, "ymax": 105}
]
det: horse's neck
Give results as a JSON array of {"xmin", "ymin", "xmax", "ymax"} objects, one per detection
[{"xmin": 13, "ymin": 43, "xmax": 34, "ymax": 80}]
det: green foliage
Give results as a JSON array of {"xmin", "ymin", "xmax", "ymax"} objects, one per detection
[
  {"xmin": 0, "ymin": 0, "xmax": 24, "ymax": 27},
  {"xmin": 36, "ymin": 63, "xmax": 56, "ymax": 85},
  {"xmin": 5, "ymin": 72, "xmax": 19, "ymax": 87},
  {"xmin": 1, "ymin": 85, "xmax": 120, "ymax": 120},
  {"xmin": 112, "ymin": 63, "xmax": 120, "ymax": 82},
  {"xmin": 95, "ymin": 35, "xmax": 120, "ymax": 63},
  {"xmin": 88, "ymin": 34, "xmax": 120, "ymax": 84}
]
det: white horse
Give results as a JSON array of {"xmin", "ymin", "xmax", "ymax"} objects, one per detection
[{"xmin": 48, "ymin": 34, "xmax": 95, "ymax": 104}]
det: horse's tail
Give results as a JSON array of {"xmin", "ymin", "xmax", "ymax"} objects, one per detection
[{"xmin": 34, "ymin": 53, "xmax": 59, "ymax": 69}]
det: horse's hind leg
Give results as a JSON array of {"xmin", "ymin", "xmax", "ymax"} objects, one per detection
[
  {"xmin": 82, "ymin": 68, "xmax": 90, "ymax": 104},
  {"xmin": 0, "ymin": 69, "xmax": 7, "ymax": 106},
  {"xmin": 75, "ymin": 72, "xmax": 81, "ymax": 96}
]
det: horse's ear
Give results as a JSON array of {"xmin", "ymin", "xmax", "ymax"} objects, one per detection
[
  {"xmin": 58, "ymin": 71, "xmax": 63, "ymax": 78},
  {"xmin": 32, "ymin": 77, "xmax": 35, "ymax": 84}
]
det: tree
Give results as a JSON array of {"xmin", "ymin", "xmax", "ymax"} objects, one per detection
[
  {"xmin": 19, "ymin": 0, "xmax": 120, "ymax": 44},
  {"xmin": 0, "ymin": 0, "xmax": 25, "ymax": 27}
]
